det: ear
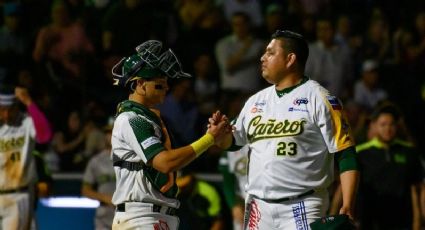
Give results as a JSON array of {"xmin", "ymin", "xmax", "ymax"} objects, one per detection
[
  {"xmin": 286, "ymin": 53, "xmax": 296, "ymax": 69},
  {"xmin": 134, "ymin": 79, "xmax": 146, "ymax": 95}
]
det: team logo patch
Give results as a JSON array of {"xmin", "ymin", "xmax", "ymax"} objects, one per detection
[
  {"xmin": 326, "ymin": 96, "xmax": 342, "ymax": 110},
  {"xmin": 293, "ymin": 98, "xmax": 308, "ymax": 106},
  {"xmin": 141, "ymin": 137, "xmax": 160, "ymax": 149}
]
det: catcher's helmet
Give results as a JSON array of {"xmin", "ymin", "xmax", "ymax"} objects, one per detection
[{"xmin": 112, "ymin": 40, "xmax": 191, "ymax": 88}]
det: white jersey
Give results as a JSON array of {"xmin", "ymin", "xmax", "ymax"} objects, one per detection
[
  {"xmin": 0, "ymin": 115, "xmax": 37, "ymax": 190},
  {"xmin": 111, "ymin": 100, "xmax": 179, "ymax": 208},
  {"xmin": 233, "ymin": 79, "xmax": 354, "ymax": 200}
]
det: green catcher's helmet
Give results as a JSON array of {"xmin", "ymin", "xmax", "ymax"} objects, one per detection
[{"xmin": 112, "ymin": 40, "xmax": 191, "ymax": 88}]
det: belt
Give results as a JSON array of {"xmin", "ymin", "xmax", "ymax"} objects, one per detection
[
  {"xmin": 116, "ymin": 203, "xmax": 177, "ymax": 216},
  {"xmin": 0, "ymin": 186, "xmax": 29, "ymax": 194},
  {"xmin": 261, "ymin": 189, "xmax": 315, "ymax": 203}
]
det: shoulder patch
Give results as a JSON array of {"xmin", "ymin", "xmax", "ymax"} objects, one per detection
[
  {"xmin": 326, "ymin": 96, "xmax": 342, "ymax": 110},
  {"xmin": 141, "ymin": 137, "xmax": 161, "ymax": 149}
]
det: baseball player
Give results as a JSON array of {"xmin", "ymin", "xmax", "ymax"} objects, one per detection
[
  {"xmin": 218, "ymin": 145, "xmax": 249, "ymax": 230},
  {"xmin": 81, "ymin": 119, "xmax": 115, "ymax": 230},
  {"xmin": 110, "ymin": 40, "xmax": 229, "ymax": 230},
  {"xmin": 211, "ymin": 30, "xmax": 360, "ymax": 230},
  {"xmin": 0, "ymin": 85, "xmax": 52, "ymax": 230}
]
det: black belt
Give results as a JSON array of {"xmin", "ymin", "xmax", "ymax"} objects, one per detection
[
  {"xmin": 261, "ymin": 189, "xmax": 315, "ymax": 203},
  {"xmin": 0, "ymin": 186, "xmax": 29, "ymax": 194},
  {"xmin": 116, "ymin": 203, "xmax": 177, "ymax": 216}
]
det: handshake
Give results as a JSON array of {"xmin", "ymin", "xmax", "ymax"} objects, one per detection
[{"xmin": 206, "ymin": 110, "xmax": 234, "ymax": 149}]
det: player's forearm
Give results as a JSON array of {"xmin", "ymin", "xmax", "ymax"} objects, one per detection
[
  {"xmin": 81, "ymin": 186, "xmax": 112, "ymax": 205},
  {"xmin": 152, "ymin": 133, "xmax": 216, "ymax": 173},
  {"xmin": 339, "ymin": 170, "xmax": 359, "ymax": 215},
  {"xmin": 152, "ymin": 145, "xmax": 197, "ymax": 173}
]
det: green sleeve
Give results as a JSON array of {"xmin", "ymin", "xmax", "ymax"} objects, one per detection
[
  {"xmin": 334, "ymin": 146, "xmax": 359, "ymax": 173},
  {"xmin": 218, "ymin": 153, "xmax": 237, "ymax": 208}
]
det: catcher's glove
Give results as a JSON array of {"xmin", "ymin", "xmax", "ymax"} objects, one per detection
[{"xmin": 310, "ymin": 214, "xmax": 356, "ymax": 230}]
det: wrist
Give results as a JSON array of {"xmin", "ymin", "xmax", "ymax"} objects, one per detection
[{"xmin": 190, "ymin": 133, "xmax": 215, "ymax": 157}]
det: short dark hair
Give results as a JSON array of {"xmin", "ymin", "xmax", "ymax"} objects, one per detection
[
  {"xmin": 271, "ymin": 30, "xmax": 309, "ymax": 69},
  {"xmin": 370, "ymin": 102, "xmax": 401, "ymax": 122}
]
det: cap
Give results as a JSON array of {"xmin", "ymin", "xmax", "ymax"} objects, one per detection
[
  {"xmin": 362, "ymin": 60, "xmax": 379, "ymax": 72},
  {"xmin": 0, "ymin": 85, "xmax": 16, "ymax": 106}
]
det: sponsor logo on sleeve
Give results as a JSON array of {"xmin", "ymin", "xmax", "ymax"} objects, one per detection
[
  {"xmin": 141, "ymin": 137, "xmax": 160, "ymax": 149},
  {"xmin": 251, "ymin": 100, "xmax": 266, "ymax": 113}
]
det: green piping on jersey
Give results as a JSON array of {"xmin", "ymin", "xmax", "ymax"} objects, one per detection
[{"xmin": 276, "ymin": 76, "xmax": 309, "ymax": 97}]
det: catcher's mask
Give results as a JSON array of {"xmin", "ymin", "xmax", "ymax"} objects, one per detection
[{"xmin": 112, "ymin": 40, "xmax": 191, "ymax": 88}]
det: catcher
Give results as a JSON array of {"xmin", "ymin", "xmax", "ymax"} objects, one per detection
[{"xmin": 109, "ymin": 40, "xmax": 230, "ymax": 230}]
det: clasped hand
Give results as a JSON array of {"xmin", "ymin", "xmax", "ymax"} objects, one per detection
[{"xmin": 207, "ymin": 111, "xmax": 233, "ymax": 149}]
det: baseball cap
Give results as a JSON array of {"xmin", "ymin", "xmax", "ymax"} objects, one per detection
[
  {"xmin": 0, "ymin": 85, "xmax": 16, "ymax": 106},
  {"xmin": 362, "ymin": 60, "xmax": 379, "ymax": 72}
]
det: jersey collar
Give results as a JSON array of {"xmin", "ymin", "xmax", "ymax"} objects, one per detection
[{"xmin": 275, "ymin": 76, "xmax": 309, "ymax": 97}]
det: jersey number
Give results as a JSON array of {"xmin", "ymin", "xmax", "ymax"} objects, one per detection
[
  {"xmin": 276, "ymin": 142, "xmax": 297, "ymax": 156},
  {"xmin": 10, "ymin": 151, "xmax": 21, "ymax": 162}
]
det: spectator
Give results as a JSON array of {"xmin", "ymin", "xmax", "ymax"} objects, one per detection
[
  {"xmin": 360, "ymin": 15, "xmax": 393, "ymax": 65},
  {"xmin": 51, "ymin": 110, "xmax": 90, "ymax": 172},
  {"xmin": 81, "ymin": 118, "xmax": 115, "ymax": 230},
  {"xmin": 220, "ymin": 0, "xmax": 264, "ymax": 29},
  {"xmin": 355, "ymin": 103, "xmax": 424, "ymax": 230},
  {"xmin": 192, "ymin": 52, "xmax": 220, "ymax": 117},
  {"xmin": 257, "ymin": 3, "xmax": 286, "ymax": 39},
  {"xmin": 32, "ymin": 0, "xmax": 94, "ymax": 79},
  {"xmin": 353, "ymin": 59, "xmax": 388, "ymax": 111},
  {"xmin": 176, "ymin": 170, "xmax": 225, "ymax": 230},
  {"xmin": 305, "ymin": 17, "xmax": 354, "ymax": 99},
  {"xmin": 157, "ymin": 78, "xmax": 199, "ymax": 147},
  {"xmin": 215, "ymin": 11, "xmax": 265, "ymax": 95}
]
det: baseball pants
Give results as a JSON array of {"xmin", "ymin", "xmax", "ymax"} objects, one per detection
[
  {"xmin": 112, "ymin": 202, "xmax": 179, "ymax": 230},
  {"xmin": 243, "ymin": 189, "xmax": 329, "ymax": 230},
  {"xmin": 0, "ymin": 192, "xmax": 32, "ymax": 230}
]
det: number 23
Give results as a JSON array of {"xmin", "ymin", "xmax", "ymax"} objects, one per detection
[{"xmin": 276, "ymin": 142, "xmax": 297, "ymax": 156}]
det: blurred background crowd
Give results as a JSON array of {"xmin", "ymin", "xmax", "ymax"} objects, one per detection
[{"xmin": 1, "ymin": 0, "xmax": 425, "ymax": 229}]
